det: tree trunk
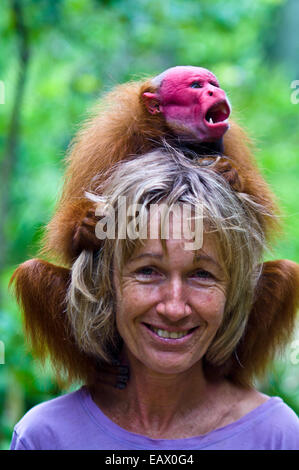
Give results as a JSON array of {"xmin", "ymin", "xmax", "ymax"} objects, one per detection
[
  {"xmin": 270, "ymin": 0, "xmax": 299, "ymax": 76},
  {"xmin": 0, "ymin": 0, "xmax": 30, "ymax": 270}
]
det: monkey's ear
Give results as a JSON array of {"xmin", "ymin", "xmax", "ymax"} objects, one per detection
[{"xmin": 142, "ymin": 92, "xmax": 161, "ymax": 115}]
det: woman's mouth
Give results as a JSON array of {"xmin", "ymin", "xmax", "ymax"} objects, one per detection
[{"xmin": 143, "ymin": 323, "xmax": 198, "ymax": 340}]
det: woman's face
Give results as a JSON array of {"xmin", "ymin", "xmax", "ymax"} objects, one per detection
[{"xmin": 114, "ymin": 232, "xmax": 228, "ymax": 376}]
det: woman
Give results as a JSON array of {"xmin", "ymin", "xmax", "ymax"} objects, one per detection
[{"xmin": 10, "ymin": 148, "xmax": 299, "ymax": 450}]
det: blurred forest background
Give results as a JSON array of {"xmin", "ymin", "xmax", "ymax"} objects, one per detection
[{"xmin": 0, "ymin": 0, "xmax": 299, "ymax": 450}]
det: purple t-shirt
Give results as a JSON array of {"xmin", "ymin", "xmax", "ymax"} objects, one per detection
[{"xmin": 10, "ymin": 386, "xmax": 299, "ymax": 450}]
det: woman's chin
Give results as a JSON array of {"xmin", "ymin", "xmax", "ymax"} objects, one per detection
[{"xmin": 130, "ymin": 347, "xmax": 203, "ymax": 377}]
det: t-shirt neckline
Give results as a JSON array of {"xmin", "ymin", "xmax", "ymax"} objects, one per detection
[{"xmin": 78, "ymin": 386, "xmax": 282, "ymax": 450}]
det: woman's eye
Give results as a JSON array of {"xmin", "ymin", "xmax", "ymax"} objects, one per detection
[
  {"xmin": 137, "ymin": 267, "xmax": 155, "ymax": 275},
  {"xmin": 190, "ymin": 81, "xmax": 203, "ymax": 88},
  {"xmin": 191, "ymin": 269, "xmax": 213, "ymax": 280},
  {"xmin": 135, "ymin": 267, "xmax": 160, "ymax": 279}
]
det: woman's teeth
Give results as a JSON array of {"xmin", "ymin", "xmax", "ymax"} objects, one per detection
[{"xmin": 150, "ymin": 326, "xmax": 189, "ymax": 339}]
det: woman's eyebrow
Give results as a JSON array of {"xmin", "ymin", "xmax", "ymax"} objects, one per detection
[
  {"xmin": 193, "ymin": 253, "xmax": 221, "ymax": 269},
  {"xmin": 128, "ymin": 252, "xmax": 221, "ymax": 269},
  {"xmin": 128, "ymin": 253, "xmax": 163, "ymax": 263}
]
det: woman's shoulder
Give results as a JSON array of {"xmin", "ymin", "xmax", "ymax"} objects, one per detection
[
  {"xmin": 17, "ymin": 387, "xmax": 83, "ymax": 423},
  {"xmin": 224, "ymin": 384, "xmax": 299, "ymax": 449},
  {"xmin": 232, "ymin": 387, "xmax": 270, "ymax": 417},
  {"xmin": 10, "ymin": 387, "xmax": 86, "ymax": 450},
  {"xmin": 228, "ymin": 383, "xmax": 297, "ymax": 423}
]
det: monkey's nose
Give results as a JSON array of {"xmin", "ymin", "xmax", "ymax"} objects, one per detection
[{"xmin": 208, "ymin": 91, "xmax": 213, "ymax": 96}]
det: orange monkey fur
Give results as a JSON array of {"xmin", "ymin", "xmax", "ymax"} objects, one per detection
[
  {"xmin": 10, "ymin": 258, "xmax": 299, "ymax": 388},
  {"xmin": 41, "ymin": 80, "xmax": 280, "ymax": 265}
]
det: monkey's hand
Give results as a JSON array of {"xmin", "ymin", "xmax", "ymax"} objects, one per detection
[
  {"xmin": 213, "ymin": 157, "xmax": 243, "ymax": 192},
  {"xmin": 72, "ymin": 208, "xmax": 102, "ymax": 258}
]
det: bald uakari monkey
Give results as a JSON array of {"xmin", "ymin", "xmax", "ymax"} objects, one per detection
[{"xmin": 41, "ymin": 66, "xmax": 279, "ymax": 264}]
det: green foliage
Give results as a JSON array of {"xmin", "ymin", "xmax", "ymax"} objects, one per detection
[{"xmin": 0, "ymin": 0, "xmax": 298, "ymax": 450}]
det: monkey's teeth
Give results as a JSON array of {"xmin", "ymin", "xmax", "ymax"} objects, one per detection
[{"xmin": 209, "ymin": 117, "xmax": 213, "ymax": 124}]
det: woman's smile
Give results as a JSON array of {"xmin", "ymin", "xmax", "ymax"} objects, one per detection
[{"xmin": 143, "ymin": 322, "xmax": 199, "ymax": 340}]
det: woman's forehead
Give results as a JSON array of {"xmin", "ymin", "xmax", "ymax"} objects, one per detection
[{"xmin": 125, "ymin": 231, "xmax": 221, "ymax": 264}]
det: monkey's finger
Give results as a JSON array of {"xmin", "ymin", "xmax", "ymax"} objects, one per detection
[
  {"xmin": 82, "ymin": 217, "xmax": 99, "ymax": 228},
  {"xmin": 72, "ymin": 226, "xmax": 102, "ymax": 255},
  {"xmin": 214, "ymin": 160, "xmax": 243, "ymax": 192}
]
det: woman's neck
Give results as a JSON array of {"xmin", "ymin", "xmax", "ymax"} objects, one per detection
[
  {"xmin": 90, "ymin": 355, "xmax": 232, "ymax": 438},
  {"xmin": 127, "ymin": 359, "xmax": 208, "ymax": 426}
]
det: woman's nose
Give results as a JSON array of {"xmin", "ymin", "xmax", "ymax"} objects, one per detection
[{"xmin": 156, "ymin": 279, "xmax": 191, "ymax": 320}]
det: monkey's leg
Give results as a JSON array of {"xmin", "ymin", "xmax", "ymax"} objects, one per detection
[
  {"xmin": 233, "ymin": 259, "xmax": 299, "ymax": 385},
  {"xmin": 10, "ymin": 259, "xmax": 96, "ymax": 383}
]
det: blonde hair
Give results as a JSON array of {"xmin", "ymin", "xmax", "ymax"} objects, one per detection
[{"xmin": 67, "ymin": 147, "xmax": 267, "ymax": 370}]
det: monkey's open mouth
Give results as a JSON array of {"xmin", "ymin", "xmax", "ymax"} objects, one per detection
[{"xmin": 205, "ymin": 101, "xmax": 230, "ymax": 125}]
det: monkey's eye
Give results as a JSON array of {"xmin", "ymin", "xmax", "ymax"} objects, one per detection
[
  {"xmin": 209, "ymin": 81, "xmax": 219, "ymax": 88},
  {"xmin": 190, "ymin": 81, "xmax": 203, "ymax": 88}
]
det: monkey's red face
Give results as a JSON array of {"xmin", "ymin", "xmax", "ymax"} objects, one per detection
[{"xmin": 144, "ymin": 66, "xmax": 231, "ymax": 142}]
